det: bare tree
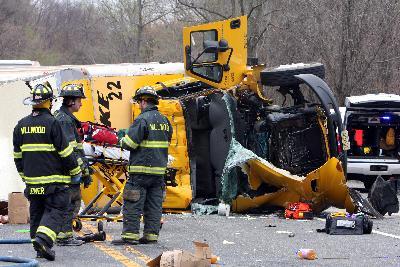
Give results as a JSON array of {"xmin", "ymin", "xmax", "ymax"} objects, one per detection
[
  {"xmin": 2, "ymin": 0, "xmax": 400, "ymax": 102},
  {"xmin": 99, "ymin": 0, "xmax": 176, "ymax": 62}
]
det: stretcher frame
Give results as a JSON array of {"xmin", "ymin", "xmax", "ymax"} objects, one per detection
[{"xmin": 72, "ymin": 156, "xmax": 127, "ymax": 231}]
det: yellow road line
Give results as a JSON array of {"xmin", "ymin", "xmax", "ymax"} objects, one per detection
[
  {"xmin": 124, "ymin": 246, "xmax": 152, "ymax": 262},
  {"xmin": 88, "ymin": 223, "xmax": 152, "ymax": 263},
  {"xmin": 92, "ymin": 242, "xmax": 142, "ymax": 267},
  {"xmin": 82, "ymin": 223, "xmax": 144, "ymax": 267}
]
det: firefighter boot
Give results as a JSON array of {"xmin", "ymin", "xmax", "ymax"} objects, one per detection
[
  {"xmin": 139, "ymin": 233, "xmax": 158, "ymax": 244},
  {"xmin": 32, "ymin": 237, "xmax": 55, "ymax": 261},
  {"xmin": 111, "ymin": 232, "xmax": 139, "ymax": 245}
]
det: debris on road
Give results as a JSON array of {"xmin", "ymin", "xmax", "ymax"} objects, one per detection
[
  {"xmin": 222, "ymin": 240, "xmax": 235, "ymax": 245},
  {"xmin": 276, "ymin": 231, "xmax": 293, "ymax": 234},
  {"xmin": 0, "ymin": 215, "xmax": 8, "ymax": 224},
  {"xmin": 147, "ymin": 241, "xmax": 215, "ymax": 267},
  {"xmin": 285, "ymin": 202, "xmax": 313, "ymax": 220},
  {"xmin": 14, "ymin": 229, "xmax": 29, "ymax": 233},
  {"xmin": 297, "ymin": 249, "xmax": 317, "ymax": 260},
  {"xmin": 217, "ymin": 203, "xmax": 230, "ymax": 216},
  {"xmin": 191, "ymin": 203, "xmax": 218, "ymax": 216},
  {"xmin": 325, "ymin": 212, "xmax": 373, "ymax": 235},
  {"xmin": 241, "ymin": 215, "xmax": 256, "ymax": 220},
  {"xmin": 368, "ymin": 176, "xmax": 399, "ymax": 216},
  {"xmin": 7, "ymin": 192, "xmax": 29, "ymax": 224}
]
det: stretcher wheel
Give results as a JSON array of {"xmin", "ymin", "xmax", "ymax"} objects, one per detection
[
  {"xmin": 72, "ymin": 219, "xmax": 83, "ymax": 232},
  {"xmin": 97, "ymin": 221, "xmax": 104, "ymax": 232}
]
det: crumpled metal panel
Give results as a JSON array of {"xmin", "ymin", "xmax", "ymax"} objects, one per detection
[
  {"xmin": 218, "ymin": 86, "xmax": 356, "ymax": 213},
  {"xmin": 221, "ymin": 138, "xmax": 356, "ymax": 213}
]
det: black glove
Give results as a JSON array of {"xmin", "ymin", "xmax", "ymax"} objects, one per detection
[{"xmin": 82, "ymin": 175, "xmax": 92, "ymax": 188}]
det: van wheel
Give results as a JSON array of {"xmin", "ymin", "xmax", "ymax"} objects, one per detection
[{"xmin": 260, "ymin": 63, "xmax": 325, "ymax": 87}]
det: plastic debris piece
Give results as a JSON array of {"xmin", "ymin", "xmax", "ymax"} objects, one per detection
[
  {"xmin": 0, "ymin": 215, "xmax": 9, "ymax": 224},
  {"xmin": 217, "ymin": 203, "xmax": 231, "ymax": 216},
  {"xmin": 15, "ymin": 229, "xmax": 30, "ymax": 233},
  {"xmin": 288, "ymin": 233, "xmax": 295, "ymax": 237},
  {"xmin": 297, "ymin": 249, "xmax": 317, "ymax": 260},
  {"xmin": 222, "ymin": 240, "xmax": 235, "ymax": 245},
  {"xmin": 276, "ymin": 231, "xmax": 292, "ymax": 234},
  {"xmin": 211, "ymin": 255, "xmax": 219, "ymax": 264}
]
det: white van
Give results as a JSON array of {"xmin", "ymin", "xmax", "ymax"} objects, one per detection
[{"xmin": 343, "ymin": 93, "xmax": 400, "ymax": 189}]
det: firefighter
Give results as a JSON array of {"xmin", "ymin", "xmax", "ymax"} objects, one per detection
[
  {"xmin": 112, "ymin": 86, "xmax": 172, "ymax": 245},
  {"xmin": 54, "ymin": 84, "xmax": 92, "ymax": 246},
  {"xmin": 13, "ymin": 82, "xmax": 81, "ymax": 261}
]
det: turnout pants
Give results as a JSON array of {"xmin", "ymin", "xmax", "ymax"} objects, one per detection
[
  {"xmin": 122, "ymin": 174, "xmax": 164, "ymax": 241},
  {"xmin": 59, "ymin": 184, "xmax": 81, "ymax": 238},
  {"xmin": 25, "ymin": 184, "xmax": 70, "ymax": 248}
]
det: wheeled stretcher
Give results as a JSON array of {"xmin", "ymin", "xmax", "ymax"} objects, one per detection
[
  {"xmin": 72, "ymin": 143, "xmax": 177, "ymax": 231},
  {"xmin": 72, "ymin": 143, "xmax": 128, "ymax": 231}
]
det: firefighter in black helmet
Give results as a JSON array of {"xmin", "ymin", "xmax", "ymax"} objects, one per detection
[
  {"xmin": 54, "ymin": 84, "xmax": 92, "ymax": 246},
  {"xmin": 112, "ymin": 86, "xmax": 172, "ymax": 245},
  {"xmin": 13, "ymin": 82, "xmax": 81, "ymax": 261}
]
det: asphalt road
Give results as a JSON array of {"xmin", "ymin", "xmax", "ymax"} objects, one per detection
[{"xmin": 0, "ymin": 181, "xmax": 399, "ymax": 267}]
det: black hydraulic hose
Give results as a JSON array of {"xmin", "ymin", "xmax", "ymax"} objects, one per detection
[
  {"xmin": 0, "ymin": 256, "xmax": 38, "ymax": 267},
  {"xmin": 0, "ymin": 239, "xmax": 31, "ymax": 244}
]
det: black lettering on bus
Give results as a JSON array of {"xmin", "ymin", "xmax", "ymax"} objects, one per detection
[
  {"xmin": 97, "ymin": 91, "xmax": 110, "ymax": 109},
  {"xmin": 108, "ymin": 92, "xmax": 122, "ymax": 100},
  {"xmin": 99, "ymin": 106, "xmax": 111, "ymax": 127},
  {"xmin": 107, "ymin": 81, "xmax": 122, "ymax": 90}
]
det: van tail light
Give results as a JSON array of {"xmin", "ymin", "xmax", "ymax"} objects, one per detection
[{"xmin": 354, "ymin": 129, "xmax": 363, "ymax": 146}]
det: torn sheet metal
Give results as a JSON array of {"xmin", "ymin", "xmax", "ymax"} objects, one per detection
[{"xmin": 221, "ymin": 138, "xmax": 356, "ymax": 213}]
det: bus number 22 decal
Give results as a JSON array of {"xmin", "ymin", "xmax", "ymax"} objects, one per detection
[{"xmin": 98, "ymin": 81, "xmax": 122, "ymax": 127}]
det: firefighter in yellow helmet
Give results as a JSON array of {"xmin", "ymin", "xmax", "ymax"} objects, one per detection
[
  {"xmin": 13, "ymin": 82, "xmax": 81, "ymax": 261},
  {"xmin": 112, "ymin": 86, "xmax": 172, "ymax": 245}
]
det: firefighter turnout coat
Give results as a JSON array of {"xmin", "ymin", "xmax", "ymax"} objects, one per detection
[
  {"xmin": 54, "ymin": 105, "xmax": 89, "ymax": 177},
  {"xmin": 13, "ymin": 108, "xmax": 81, "ymax": 185},
  {"xmin": 121, "ymin": 105, "xmax": 173, "ymax": 176}
]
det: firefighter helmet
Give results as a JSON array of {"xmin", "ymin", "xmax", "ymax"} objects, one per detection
[
  {"xmin": 23, "ymin": 82, "xmax": 55, "ymax": 105},
  {"xmin": 132, "ymin": 86, "xmax": 159, "ymax": 102},
  {"xmin": 60, "ymin": 84, "xmax": 86, "ymax": 98}
]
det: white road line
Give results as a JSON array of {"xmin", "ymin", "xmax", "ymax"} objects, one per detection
[{"xmin": 372, "ymin": 230, "xmax": 400, "ymax": 239}]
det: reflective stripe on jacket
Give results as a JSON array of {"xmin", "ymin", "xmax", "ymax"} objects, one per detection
[
  {"xmin": 13, "ymin": 108, "xmax": 80, "ymax": 185},
  {"xmin": 121, "ymin": 105, "xmax": 172, "ymax": 176}
]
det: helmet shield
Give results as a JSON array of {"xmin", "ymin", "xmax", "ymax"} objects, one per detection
[{"xmin": 23, "ymin": 83, "xmax": 55, "ymax": 105}]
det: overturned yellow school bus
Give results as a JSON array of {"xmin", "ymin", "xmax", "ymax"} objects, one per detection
[
  {"xmin": 37, "ymin": 16, "xmax": 358, "ymax": 215},
  {"xmin": 41, "ymin": 63, "xmax": 186, "ymax": 208},
  {"xmin": 128, "ymin": 16, "xmax": 356, "ymax": 213}
]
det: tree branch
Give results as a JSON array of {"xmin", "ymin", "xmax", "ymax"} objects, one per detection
[{"xmin": 177, "ymin": 0, "xmax": 229, "ymax": 19}]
